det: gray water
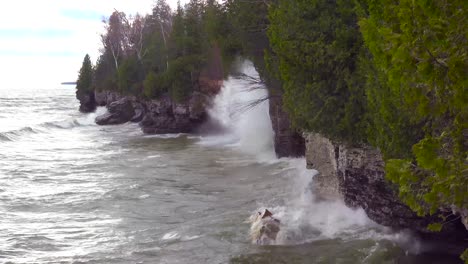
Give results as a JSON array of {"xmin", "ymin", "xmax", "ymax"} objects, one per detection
[{"xmin": 0, "ymin": 65, "xmax": 461, "ymax": 263}]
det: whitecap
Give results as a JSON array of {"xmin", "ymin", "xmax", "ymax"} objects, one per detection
[{"xmin": 162, "ymin": 231, "xmax": 180, "ymax": 241}]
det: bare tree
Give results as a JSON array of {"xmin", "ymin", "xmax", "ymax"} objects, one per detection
[
  {"xmin": 151, "ymin": 0, "xmax": 173, "ymax": 70},
  {"xmin": 101, "ymin": 11, "xmax": 128, "ymax": 71},
  {"xmin": 130, "ymin": 14, "xmax": 147, "ymax": 61}
]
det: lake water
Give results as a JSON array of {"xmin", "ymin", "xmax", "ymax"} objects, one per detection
[{"xmin": 0, "ymin": 63, "xmax": 461, "ymax": 263}]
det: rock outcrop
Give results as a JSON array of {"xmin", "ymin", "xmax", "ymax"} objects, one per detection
[
  {"xmin": 269, "ymin": 96, "xmax": 305, "ymax": 158},
  {"xmin": 304, "ymin": 132, "xmax": 468, "ymax": 241},
  {"xmin": 93, "ymin": 90, "xmax": 209, "ymax": 134},
  {"xmin": 95, "ymin": 97, "xmax": 135, "ymax": 125},
  {"xmin": 76, "ymin": 90, "xmax": 96, "ymax": 113}
]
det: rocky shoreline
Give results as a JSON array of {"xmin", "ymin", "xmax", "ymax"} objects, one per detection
[
  {"xmin": 271, "ymin": 100, "xmax": 467, "ymax": 252},
  {"xmin": 303, "ymin": 133, "xmax": 467, "ymax": 241},
  {"xmin": 77, "ymin": 86, "xmax": 467, "ymax": 253},
  {"xmin": 78, "ymin": 90, "xmax": 210, "ymax": 134}
]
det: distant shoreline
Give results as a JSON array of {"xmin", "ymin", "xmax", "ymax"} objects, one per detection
[{"xmin": 61, "ymin": 82, "xmax": 77, "ymax": 85}]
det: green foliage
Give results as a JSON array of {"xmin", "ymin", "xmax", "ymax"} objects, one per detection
[
  {"xmin": 225, "ymin": 0, "xmax": 270, "ymax": 60},
  {"xmin": 166, "ymin": 56, "xmax": 198, "ymax": 102},
  {"xmin": 93, "ymin": 52, "xmax": 117, "ymax": 91},
  {"xmin": 76, "ymin": 54, "xmax": 94, "ymax": 92},
  {"xmin": 462, "ymin": 249, "xmax": 468, "ymax": 264},
  {"xmin": 81, "ymin": 0, "xmax": 468, "ymax": 232},
  {"xmin": 143, "ymin": 71, "xmax": 163, "ymax": 98},
  {"xmin": 360, "ymin": 0, "xmax": 468, "ymax": 217},
  {"xmin": 268, "ymin": 0, "xmax": 368, "ymax": 144},
  {"xmin": 117, "ymin": 56, "xmax": 142, "ymax": 95},
  {"xmin": 427, "ymin": 223, "xmax": 443, "ymax": 232}
]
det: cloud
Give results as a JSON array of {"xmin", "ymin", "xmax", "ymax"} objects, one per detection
[
  {"xmin": 0, "ymin": 28, "xmax": 74, "ymax": 38},
  {"xmin": 0, "ymin": 0, "xmax": 187, "ymax": 87},
  {"xmin": 61, "ymin": 9, "xmax": 103, "ymax": 21}
]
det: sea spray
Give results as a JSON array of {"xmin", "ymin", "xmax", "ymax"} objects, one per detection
[
  {"xmin": 204, "ymin": 60, "xmax": 276, "ymax": 161},
  {"xmin": 202, "ymin": 59, "xmax": 422, "ymax": 254}
]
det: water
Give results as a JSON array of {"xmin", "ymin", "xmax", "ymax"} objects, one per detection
[{"xmin": 0, "ymin": 63, "xmax": 461, "ymax": 263}]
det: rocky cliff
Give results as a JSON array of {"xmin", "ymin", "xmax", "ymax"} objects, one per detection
[
  {"xmin": 269, "ymin": 96, "xmax": 305, "ymax": 158},
  {"xmin": 76, "ymin": 90, "xmax": 96, "ymax": 113},
  {"xmin": 304, "ymin": 132, "xmax": 468, "ymax": 242},
  {"xmin": 87, "ymin": 90, "xmax": 210, "ymax": 134}
]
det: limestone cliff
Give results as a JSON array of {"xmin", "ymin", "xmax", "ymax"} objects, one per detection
[
  {"xmin": 303, "ymin": 132, "xmax": 467, "ymax": 241},
  {"xmin": 93, "ymin": 90, "xmax": 209, "ymax": 134},
  {"xmin": 268, "ymin": 96, "xmax": 305, "ymax": 158}
]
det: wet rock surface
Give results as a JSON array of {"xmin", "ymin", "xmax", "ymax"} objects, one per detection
[
  {"xmin": 93, "ymin": 91, "xmax": 209, "ymax": 134},
  {"xmin": 269, "ymin": 96, "xmax": 305, "ymax": 158},
  {"xmin": 95, "ymin": 98, "xmax": 135, "ymax": 125},
  {"xmin": 303, "ymin": 132, "xmax": 468, "ymax": 242},
  {"xmin": 76, "ymin": 90, "xmax": 96, "ymax": 113}
]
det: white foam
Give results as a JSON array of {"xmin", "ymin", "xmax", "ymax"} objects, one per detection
[
  {"xmin": 202, "ymin": 60, "xmax": 276, "ymax": 161},
  {"xmin": 139, "ymin": 194, "xmax": 150, "ymax": 199},
  {"xmin": 161, "ymin": 231, "xmax": 180, "ymax": 241},
  {"xmin": 250, "ymin": 158, "xmax": 422, "ymax": 253},
  {"xmin": 144, "ymin": 133, "xmax": 187, "ymax": 139}
]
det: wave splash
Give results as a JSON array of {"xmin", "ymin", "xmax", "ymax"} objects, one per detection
[
  {"xmin": 204, "ymin": 62, "xmax": 423, "ymax": 253},
  {"xmin": 202, "ymin": 60, "xmax": 276, "ymax": 161}
]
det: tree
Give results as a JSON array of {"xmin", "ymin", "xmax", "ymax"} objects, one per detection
[
  {"xmin": 152, "ymin": 0, "xmax": 172, "ymax": 70},
  {"xmin": 76, "ymin": 54, "xmax": 94, "ymax": 92},
  {"xmin": 267, "ymin": 0, "xmax": 368, "ymax": 143},
  {"xmin": 101, "ymin": 10, "xmax": 131, "ymax": 71},
  {"xmin": 359, "ymin": 0, "xmax": 467, "ymax": 220},
  {"xmin": 129, "ymin": 14, "xmax": 147, "ymax": 61}
]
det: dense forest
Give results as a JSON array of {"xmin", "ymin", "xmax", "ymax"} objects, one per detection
[{"xmin": 77, "ymin": 0, "xmax": 467, "ymax": 259}]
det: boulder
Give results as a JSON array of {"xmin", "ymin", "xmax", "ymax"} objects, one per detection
[
  {"xmin": 90, "ymin": 90, "xmax": 209, "ymax": 134},
  {"xmin": 95, "ymin": 98, "xmax": 135, "ymax": 125}
]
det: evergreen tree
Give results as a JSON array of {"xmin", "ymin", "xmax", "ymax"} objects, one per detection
[
  {"xmin": 268, "ymin": 0, "xmax": 368, "ymax": 143},
  {"xmin": 76, "ymin": 54, "xmax": 94, "ymax": 92},
  {"xmin": 359, "ymin": 0, "xmax": 468, "ymax": 220}
]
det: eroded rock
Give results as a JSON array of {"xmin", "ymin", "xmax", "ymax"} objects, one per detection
[
  {"xmin": 95, "ymin": 98, "xmax": 135, "ymax": 125},
  {"xmin": 93, "ymin": 91, "xmax": 208, "ymax": 134},
  {"xmin": 76, "ymin": 90, "xmax": 96, "ymax": 113},
  {"xmin": 303, "ymin": 132, "xmax": 468, "ymax": 241}
]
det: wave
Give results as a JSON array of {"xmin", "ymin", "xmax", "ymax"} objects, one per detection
[
  {"xmin": 250, "ymin": 157, "xmax": 423, "ymax": 254},
  {"xmin": 143, "ymin": 133, "xmax": 188, "ymax": 139},
  {"xmin": 0, "ymin": 126, "xmax": 41, "ymax": 142},
  {"xmin": 0, "ymin": 107, "xmax": 108, "ymax": 142},
  {"xmin": 43, "ymin": 107, "xmax": 108, "ymax": 129}
]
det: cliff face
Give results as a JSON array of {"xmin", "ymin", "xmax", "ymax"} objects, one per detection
[
  {"xmin": 76, "ymin": 90, "xmax": 96, "ymax": 113},
  {"xmin": 93, "ymin": 90, "xmax": 210, "ymax": 134},
  {"xmin": 304, "ymin": 132, "xmax": 468, "ymax": 241},
  {"xmin": 269, "ymin": 96, "xmax": 305, "ymax": 158}
]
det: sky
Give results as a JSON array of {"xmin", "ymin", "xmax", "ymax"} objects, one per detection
[{"xmin": 0, "ymin": 0, "xmax": 186, "ymax": 88}]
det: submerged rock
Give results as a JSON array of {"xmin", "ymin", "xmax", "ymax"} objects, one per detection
[{"xmin": 303, "ymin": 132, "xmax": 468, "ymax": 242}]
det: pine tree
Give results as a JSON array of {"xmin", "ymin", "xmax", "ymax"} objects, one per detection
[
  {"xmin": 76, "ymin": 54, "xmax": 94, "ymax": 92},
  {"xmin": 359, "ymin": 0, "xmax": 468, "ymax": 220},
  {"xmin": 267, "ymin": 0, "xmax": 368, "ymax": 143}
]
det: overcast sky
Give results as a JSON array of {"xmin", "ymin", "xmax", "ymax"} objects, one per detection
[{"xmin": 0, "ymin": 0, "xmax": 186, "ymax": 88}]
